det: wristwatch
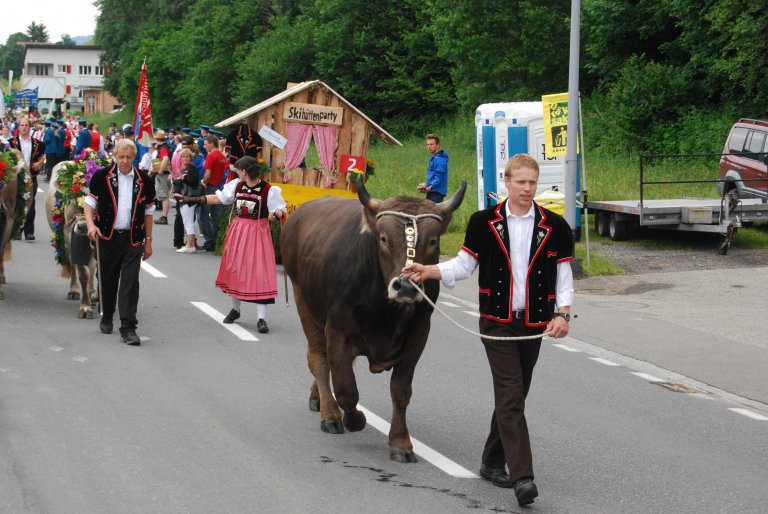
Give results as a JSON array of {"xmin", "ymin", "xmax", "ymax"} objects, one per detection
[
  {"xmin": 552, "ymin": 312, "xmax": 570, "ymax": 322},
  {"xmin": 144, "ymin": 236, "xmax": 153, "ymax": 241}
]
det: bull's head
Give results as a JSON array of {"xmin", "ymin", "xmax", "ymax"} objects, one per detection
[{"xmin": 357, "ymin": 175, "xmax": 466, "ymax": 303}]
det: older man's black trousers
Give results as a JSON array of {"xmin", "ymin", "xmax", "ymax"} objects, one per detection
[{"xmin": 98, "ymin": 231, "xmax": 143, "ymax": 332}]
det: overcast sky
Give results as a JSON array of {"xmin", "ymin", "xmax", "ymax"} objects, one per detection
[{"xmin": 0, "ymin": 0, "xmax": 99, "ymax": 44}]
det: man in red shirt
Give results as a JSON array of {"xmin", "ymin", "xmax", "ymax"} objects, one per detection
[
  {"xmin": 198, "ymin": 135, "xmax": 227, "ymax": 251},
  {"xmin": 89, "ymin": 124, "xmax": 102, "ymax": 152}
]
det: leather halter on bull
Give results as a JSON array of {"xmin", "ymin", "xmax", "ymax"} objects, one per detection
[{"xmin": 374, "ymin": 210, "xmax": 442, "ymax": 267}]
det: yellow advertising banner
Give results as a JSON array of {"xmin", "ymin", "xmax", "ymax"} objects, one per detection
[
  {"xmin": 280, "ymin": 183, "xmax": 358, "ymax": 219},
  {"xmin": 542, "ymin": 93, "xmax": 569, "ymax": 159}
]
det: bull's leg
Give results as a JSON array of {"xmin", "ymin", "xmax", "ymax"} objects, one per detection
[
  {"xmin": 0, "ymin": 259, "xmax": 5, "ymax": 300},
  {"xmin": 67, "ymin": 269, "xmax": 80, "ymax": 300},
  {"xmin": 293, "ymin": 287, "xmax": 343, "ymax": 434},
  {"xmin": 388, "ymin": 363, "xmax": 418, "ymax": 463},
  {"xmin": 76, "ymin": 264, "xmax": 93, "ymax": 319},
  {"xmin": 309, "ymin": 381, "xmax": 320, "ymax": 412},
  {"xmin": 326, "ymin": 325, "xmax": 366, "ymax": 433},
  {"xmin": 88, "ymin": 261, "xmax": 98, "ymax": 306}
]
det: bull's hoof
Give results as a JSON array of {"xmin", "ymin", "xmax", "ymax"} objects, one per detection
[
  {"xmin": 320, "ymin": 419, "xmax": 344, "ymax": 434},
  {"xmin": 389, "ymin": 448, "xmax": 418, "ymax": 463},
  {"xmin": 308, "ymin": 397, "xmax": 320, "ymax": 412},
  {"xmin": 67, "ymin": 292, "xmax": 80, "ymax": 300},
  {"xmin": 84, "ymin": 310, "xmax": 94, "ymax": 319},
  {"xmin": 77, "ymin": 310, "xmax": 86, "ymax": 319},
  {"xmin": 343, "ymin": 410, "xmax": 366, "ymax": 432}
]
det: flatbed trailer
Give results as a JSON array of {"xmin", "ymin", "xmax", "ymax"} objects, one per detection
[{"xmin": 585, "ymin": 154, "xmax": 768, "ymax": 254}]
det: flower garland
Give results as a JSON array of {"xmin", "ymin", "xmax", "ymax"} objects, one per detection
[
  {"xmin": 50, "ymin": 149, "xmax": 112, "ymax": 265},
  {"xmin": 365, "ymin": 160, "xmax": 376, "ymax": 176},
  {"xmin": 0, "ymin": 146, "xmax": 19, "ymax": 194}
]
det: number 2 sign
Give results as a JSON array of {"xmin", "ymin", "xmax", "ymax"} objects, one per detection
[{"xmin": 339, "ymin": 154, "xmax": 366, "ymax": 173}]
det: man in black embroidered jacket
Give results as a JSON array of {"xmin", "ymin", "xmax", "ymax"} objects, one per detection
[
  {"xmin": 402, "ymin": 153, "xmax": 574, "ymax": 508},
  {"xmin": 84, "ymin": 139, "xmax": 156, "ymax": 346}
]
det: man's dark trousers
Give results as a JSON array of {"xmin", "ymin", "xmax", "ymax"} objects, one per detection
[
  {"xmin": 479, "ymin": 317, "xmax": 544, "ymax": 483},
  {"xmin": 23, "ymin": 176, "xmax": 38, "ymax": 237},
  {"xmin": 98, "ymin": 231, "xmax": 142, "ymax": 332}
]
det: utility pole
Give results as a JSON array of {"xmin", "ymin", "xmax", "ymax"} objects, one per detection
[{"xmin": 564, "ymin": 0, "xmax": 581, "ymax": 229}]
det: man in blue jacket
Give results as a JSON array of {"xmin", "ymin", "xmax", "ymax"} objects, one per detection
[
  {"xmin": 75, "ymin": 119, "xmax": 91, "ymax": 157},
  {"xmin": 417, "ymin": 133, "xmax": 448, "ymax": 203},
  {"xmin": 43, "ymin": 119, "xmax": 58, "ymax": 182}
]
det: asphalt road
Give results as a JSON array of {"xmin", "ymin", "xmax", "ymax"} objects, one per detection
[{"xmin": 1, "ymin": 190, "xmax": 766, "ymax": 513}]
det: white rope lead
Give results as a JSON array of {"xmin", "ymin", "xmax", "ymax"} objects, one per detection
[{"xmin": 405, "ymin": 278, "xmax": 552, "ymax": 341}]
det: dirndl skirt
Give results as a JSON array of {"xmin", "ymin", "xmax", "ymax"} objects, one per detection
[{"xmin": 215, "ymin": 216, "xmax": 277, "ymax": 303}]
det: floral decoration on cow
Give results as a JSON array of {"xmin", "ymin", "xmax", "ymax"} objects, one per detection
[
  {"xmin": 0, "ymin": 146, "xmax": 19, "ymax": 194},
  {"xmin": 50, "ymin": 149, "xmax": 112, "ymax": 265}
]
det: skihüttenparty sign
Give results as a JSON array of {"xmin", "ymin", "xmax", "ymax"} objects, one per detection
[{"xmin": 284, "ymin": 102, "xmax": 343, "ymax": 126}]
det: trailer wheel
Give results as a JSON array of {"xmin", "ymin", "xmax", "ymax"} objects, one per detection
[
  {"xmin": 595, "ymin": 211, "xmax": 610, "ymax": 237},
  {"xmin": 608, "ymin": 213, "xmax": 630, "ymax": 241}
]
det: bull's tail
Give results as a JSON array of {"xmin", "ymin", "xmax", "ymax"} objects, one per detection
[{"xmin": 60, "ymin": 263, "xmax": 72, "ymax": 279}]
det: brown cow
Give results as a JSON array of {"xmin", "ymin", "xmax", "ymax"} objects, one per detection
[
  {"xmin": 0, "ymin": 150, "xmax": 25, "ymax": 300},
  {"xmin": 281, "ymin": 176, "xmax": 465, "ymax": 462},
  {"xmin": 44, "ymin": 162, "xmax": 98, "ymax": 318}
]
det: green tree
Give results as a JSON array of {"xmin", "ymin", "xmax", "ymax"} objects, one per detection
[
  {"xmin": 233, "ymin": 14, "xmax": 316, "ymax": 110},
  {"xmin": 26, "ymin": 21, "xmax": 49, "ymax": 42},
  {"xmin": 0, "ymin": 33, "xmax": 31, "ymax": 78},
  {"xmin": 312, "ymin": 0, "xmax": 455, "ymax": 132},
  {"xmin": 427, "ymin": 0, "xmax": 571, "ymax": 111},
  {"xmin": 57, "ymin": 34, "xmax": 77, "ymax": 46}
]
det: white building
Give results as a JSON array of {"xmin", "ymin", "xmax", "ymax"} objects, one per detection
[{"xmin": 19, "ymin": 42, "xmax": 119, "ymax": 115}]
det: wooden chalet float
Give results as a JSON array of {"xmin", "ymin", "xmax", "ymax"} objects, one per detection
[{"xmin": 215, "ymin": 80, "xmax": 402, "ymax": 209}]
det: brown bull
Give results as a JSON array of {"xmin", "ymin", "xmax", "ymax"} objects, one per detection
[
  {"xmin": 44, "ymin": 161, "xmax": 98, "ymax": 318},
  {"xmin": 0, "ymin": 151, "xmax": 24, "ymax": 300},
  {"xmin": 281, "ymin": 176, "xmax": 465, "ymax": 462}
]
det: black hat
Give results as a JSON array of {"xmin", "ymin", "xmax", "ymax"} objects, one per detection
[
  {"xmin": 200, "ymin": 125, "xmax": 210, "ymax": 131},
  {"xmin": 191, "ymin": 130, "xmax": 200, "ymax": 137},
  {"xmin": 182, "ymin": 127, "xmax": 191, "ymax": 133},
  {"xmin": 44, "ymin": 119, "xmax": 51, "ymax": 126},
  {"xmin": 78, "ymin": 119, "xmax": 87, "ymax": 126}
]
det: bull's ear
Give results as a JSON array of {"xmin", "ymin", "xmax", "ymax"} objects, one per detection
[
  {"xmin": 357, "ymin": 174, "xmax": 381, "ymax": 214},
  {"xmin": 437, "ymin": 180, "xmax": 466, "ymax": 216}
]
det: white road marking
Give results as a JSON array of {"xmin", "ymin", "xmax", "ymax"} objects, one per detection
[
  {"xmin": 630, "ymin": 372, "xmax": 665, "ymax": 382},
  {"xmin": 191, "ymin": 302, "xmax": 259, "ymax": 341},
  {"xmin": 72, "ymin": 356, "xmax": 88, "ymax": 363},
  {"xmin": 552, "ymin": 343, "xmax": 581, "ymax": 352},
  {"xmin": 357, "ymin": 404, "xmax": 477, "ymax": 478},
  {"xmin": 438, "ymin": 301, "xmax": 459, "ymax": 308},
  {"xmin": 728, "ymin": 408, "xmax": 768, "ymax": 421},
  {"xmin": 140, "ymin": 336, "xmax": 150, "ymax": 341},
  {"xmin": 463, "ymin": 310, "xmax": 480, "ymax": 318},
  {"xmin": 50, "ymin": 346, "xmax": 64, "ymax": 352},
  {"xmin": 140, "ymin": 261, "xmax": 167, "ymax": 278},
  {"xmin": 590, "ymin": 357, "xmax": 620, "ymax": 366}
]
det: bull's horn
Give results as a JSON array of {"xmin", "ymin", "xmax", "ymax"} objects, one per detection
[
  {"xmin": 356, "ymin": 174, "xmax": 381, "ymax": 213},
  {"xmin": 437, "ymin": 180, "xmax": 467, "ymax": 215}
]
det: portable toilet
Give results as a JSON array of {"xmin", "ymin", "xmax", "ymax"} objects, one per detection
[{"xmin": 475, "ymin": 102, "xmax": 580, "ymax": 232}]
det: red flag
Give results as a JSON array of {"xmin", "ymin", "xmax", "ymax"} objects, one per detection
[{"xmin": 132, "ymin": 61, "xmax": 153, "ymax": 147}]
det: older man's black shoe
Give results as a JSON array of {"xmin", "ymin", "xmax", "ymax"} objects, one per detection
[
  {"xmin": 513, "ymin": 478, "xmax": 538, "ymax": 506},
  {"xmin": 100, "ymin": 319, "xmax": 113, "ymax": 334},
  {"xmin": 121, "ymin": 329, "xmax": 141, "ymax": 346},
  {"xmin": 479, "ymin": 464, "xmax": 513, "ymax": 488}
]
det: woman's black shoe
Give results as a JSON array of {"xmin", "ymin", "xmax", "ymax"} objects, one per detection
[
  {"xmin": 256, "ymin": 319, "xmax": 269, "ymax": 333},
  {"xmin": 223, "ymin": 309, "xmax": 240, "ymax": 324}
]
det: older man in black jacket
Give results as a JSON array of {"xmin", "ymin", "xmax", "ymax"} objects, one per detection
[{"xmin": 84, "ymin": 139, "xmax": 156, "ymax": 346}]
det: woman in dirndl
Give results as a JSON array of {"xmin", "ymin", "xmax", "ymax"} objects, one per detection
[{"xmin": 176, "ymin": 156, "xmax": 285, "ymax": 333}]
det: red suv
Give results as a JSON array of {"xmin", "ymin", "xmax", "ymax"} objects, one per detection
[{"xmin": 718, "ymin": 118, "xmax": 768, "ymax": 199}]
